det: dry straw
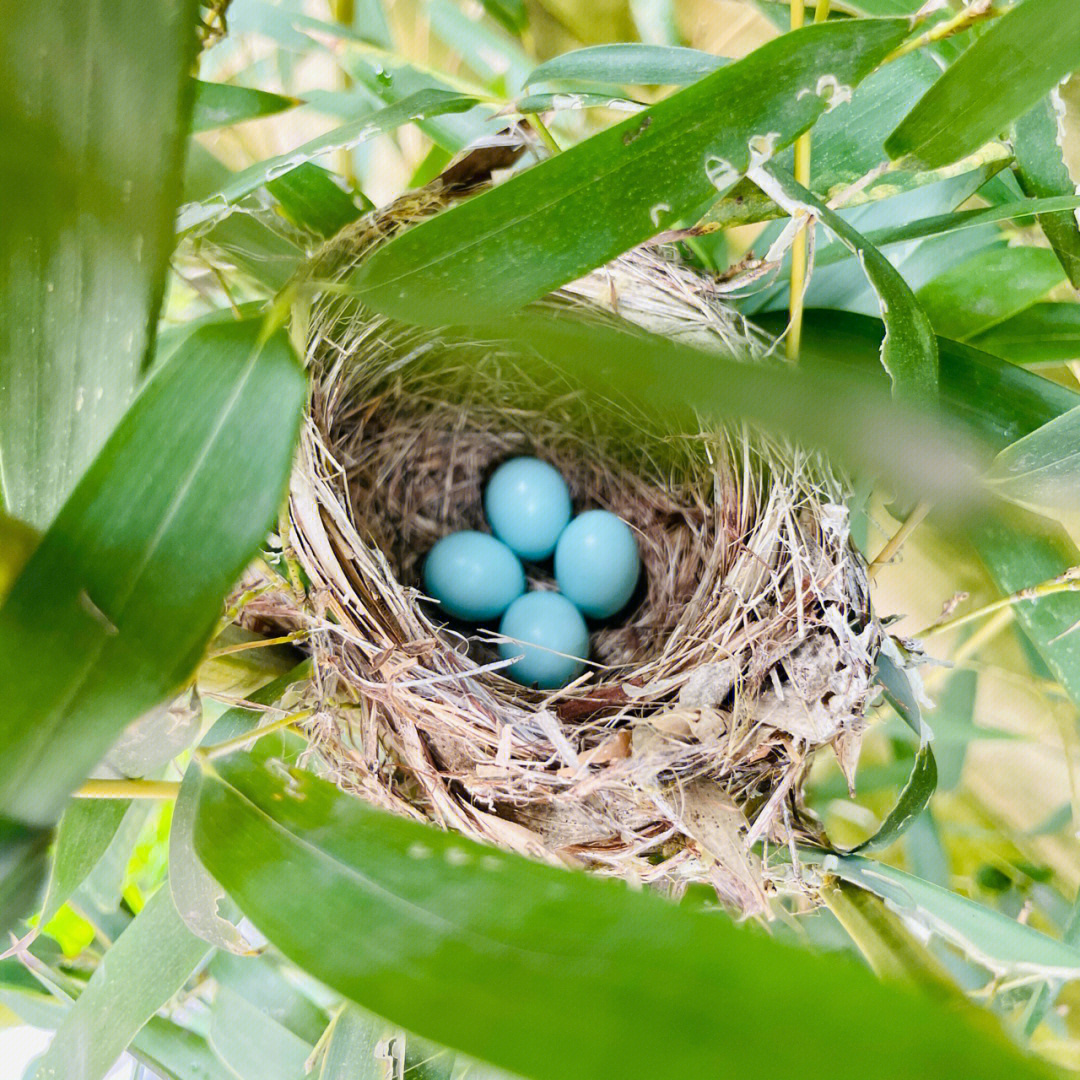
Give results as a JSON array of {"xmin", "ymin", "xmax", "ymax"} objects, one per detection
[{"xmin": 243, "ymin": 142, "xmax": 889, "ymax": 915}]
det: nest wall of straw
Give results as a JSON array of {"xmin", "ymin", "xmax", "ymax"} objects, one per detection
[{"xmin": 249, "ymin": 168, "xmax": 886, "ymax": 914}]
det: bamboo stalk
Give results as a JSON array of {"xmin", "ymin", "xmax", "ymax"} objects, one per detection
[{"xmin": 74, "ymin": 779, "xmax": 181, "ymax": 799}]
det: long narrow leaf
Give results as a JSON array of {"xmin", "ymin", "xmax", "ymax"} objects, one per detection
[
  {"xmin": 192, "ymin": 80, "xmax": 301, "ymax": 133},
  {"xmin": 752, "ymin": 163, "xmax": 938, "ymax": 406},
  {"xmin": 29, "ymin": 883, "xmax": 212, "ymax": 1080},
  {"xmin": 192, "ymin": 755, "xmax": 1056, "ymax": 1080},
  {"xmin": 526, "ymin": 44, "xmax": 727, "ymax": 87},
  {"xmin": 354, "ymin": 18, "xmax": 911, "ymax": 326},
  {"xmin": 886, "ymin": 0, "xmax": 1080, "ymax": 169},
  {"xmin": 0, "ymin": 320, "xmax": 306, "ymax": 826},
  {"xmin": 0, "ymin": 0, "xmax": 200, "ymax": 527}
]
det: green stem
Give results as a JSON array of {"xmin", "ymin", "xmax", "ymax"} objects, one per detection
[
  {"xmin": 74, "ymin": 779, "xmax": 181, "ymax": 800},
  {"xmin": 201, "ymin": 707, "xmax": 315, "ymax": 759}
]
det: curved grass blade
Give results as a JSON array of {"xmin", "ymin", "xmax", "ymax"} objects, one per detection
[
  {"xmin": 0, "ymin": 320, "xmax": 306, "ymax": 827},
  {"xmin": 1013, "ymin": 93, "xmax": 1080, "ymax": 288},
  {"xmin": 192, "ymin": 754, "xmax": 1056, "ymax": 1080},
  {"xmin": 354, "ymin": 18, "xmax": 911, "ymax": 326},
  {"xmin": 525, "ymin": 44, "xmax": 727, "ymax": 87},
  {"xmin": 28, "ymin": 883, "xmax": 212, "ymax": 1080},
  {"xmin": 177, "ymin": 90, "xmax": 480, "ymax": 232},
  {"xmin": 209, "ymin": 986, "xmax": 317, "ymax": 1080},
  {"xmin": 752, "ymin": 164, "xmax": 938, "ymax": 406},
  {"xmin": 0, "ymin": 0, "xmax": 200, "ymax": 529},
  {"xmin": 808, "ymin": 851, "xmax": 1080, "ymax": 980},
  {"xmin": 886, "ymin": 0, "xmax": 1080, "ymax": 169},
  {"xmin": 192, "ymin": 80, "xmax": 301, "ymax": 133}
]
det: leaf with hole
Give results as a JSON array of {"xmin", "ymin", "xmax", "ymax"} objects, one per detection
[{"xmin": 354, "ymin": 18, "xmax": 912, "ymax": 326}]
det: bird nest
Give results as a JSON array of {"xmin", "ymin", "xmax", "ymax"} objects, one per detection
[{"xmin": 247, "ymin": 151, "xmax": 888, "ymax": 915}]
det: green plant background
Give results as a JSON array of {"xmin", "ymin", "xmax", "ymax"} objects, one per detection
[{"xmin": 3, "ymin": 1, "xmax": 1080, "ymax": 1078}]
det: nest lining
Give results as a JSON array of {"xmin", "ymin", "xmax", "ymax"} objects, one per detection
[{"xmin": 247, "ymin": 175, "xmax": 887, "ymax": 913}]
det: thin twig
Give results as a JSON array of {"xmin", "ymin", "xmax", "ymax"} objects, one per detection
[
  {"xmin": 208, "ymin": 629, "xmax": 311, "ymax": 658},
  {"xmin": 867, "ymin": 500, "xmax": 932, "ymax": 581},
  {"xmin": 528, "ymin": 113, "xmax": 561, "ymax": 155},
  {"xmin": 917, "ymin": 568, "xmax": 1080, "ymax": 639},
  {"xmin": 74, "ymin": 779, "xmax": 181, "ymax": 800},
  {"xmin": 201, "ymin": 707, "xmax": 316, "ymax": 759},
  {"xmin": 885, "ymin": 1, "xmax": 1003, "ymax": 64}
]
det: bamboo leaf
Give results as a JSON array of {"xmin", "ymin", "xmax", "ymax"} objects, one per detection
[
  {"xmin": 192, "ymin": 754, "xmax": 1056, "ymax": 1080},
  {"xmin": 192, "ymin": 80, "xmax": 301, "ymax": 133},
  {"xmin": 28, "ymin": 883, "xmax": 212, "ymax": 1080},
  {"xmin": 177, "ymin": 90, "xmax": 480, "ymax": 232},
  {"xmin": 752, "ymin": 163, "xmax": 938, "ymax": 407},
  {"xmin": 0, "ymin": 320, "xmax": 306, "ymax": 827},
  {"xmin": 810, "ymin": 852, "xmax": 1080, "ymax": 980},
  {"xmin": 209, "ymin": 986, "xmax": 316, "ymax": 1080},
  {"xmin": 0, "ymin": 817, "xmax": 51, "ymax": 938},
  {"xmin": 986, "ymin": 402, "xmax": 1080, "ymax": 521},
  {"xmin": 317, "ymin": 1005, "xmax": 389, "ymax": 1080},
  {"xmin": 354, "ymin": 18, "xmax": 911, "ymax": 326},
  {"xmin": 0, "ymin": 0, "xmax": 199, "ymax": 528},
  {"xmin": 266, "ymin": 164, "xmax": 368, "ymax": 237},
  {"xmin": 40, "ymin": 801, "xmax": 130, "ymax": 926},
  {"xmin": 915, "ymin": 245, "xmax": 1066, "ymax": 341},
  {"xmin": 971, "ymin": 303, "xmax": 1080, "ymax": 366},
  {"xmin": 886, "ymin": 0, "xmax": 1080, "ymax": 169},
  {"xmin": 525, "ymin": 44, "xmax": 728, "ymax": 87},
  {"xmin": 1013, "ymin": 94, "xmax": 1080, "ymax": 288}
]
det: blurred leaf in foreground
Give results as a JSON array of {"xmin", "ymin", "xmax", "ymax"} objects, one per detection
[
  {"xmin": 0, "ymin": 0, "xmax": 200, "ymax": 528},
  {"xmin": 193, "ymin": 754, "xmax": 1057, "ymax": 1080}
]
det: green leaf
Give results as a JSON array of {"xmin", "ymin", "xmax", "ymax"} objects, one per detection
[
  {"xmin": 0, "ymin": 0, "xmax": 199, "ymax": 528},
  {"xmin": 456, "ymin": 308, "xmax": 984, "ymax": 508},
  {"xmin": 971, "ymin": 303, "xmax": 1080, "ymax": 366},
  {"xmin": 479, "ymin": 0, "xmax": 528, "ymax": 35},
  {"xmin": 171, "ymin": 662, "xmax": 312, "ymax": 952},
  {"xmin": 355, "ymin": 18, "xmax": 911, "ymax": 326},
  {"xmin": 427, "ymin": 0, "xmax": 532, "ymax": 92},
  {"xmin": 0, "ymin": 509, "xmax": 39, "ymax": 601},
  {"xmin": 810, "ymin": 851, "xmax": 1080, "ymax": 980},
  {"xmin": 209, "ymin": 985, "xmax": 317, "ymax": 1080},
  {"xmin": 192, "ymin": 80, "xmax": 301, "ymax": 133},
  {"xmin": 267, "ymin": 163, "xmax": 368, "ymax": 237},
  {"xmin": 0, "ymin": 320, "xmax": 306, "ymax": 827},
  {"xmin": 28, "ymin": 883, "xmax": 212, "ymax": 1080},
  {"xmin": 1013, "ymin": 94, "xmax": 1080, "ymax": 287},
  {"xmin": 525, "ymin": 44, "xmax": 727, "ymax": 87},
  {"xmin": 177, "ymin": 90, "xmax": 480, "ymax": 232},
  {"xmin": 753, "ymin": 164, "xmax": 939, "ymax": 406},
  {"xmin": 318, "ymin": 1005, "xmax": 389, "ymax": 1080},
  {"xmin": 915, "ymin": 245, "xmax": 1066, "ymax": 341},
  {"xmin": 211, "ymin": 951, "xmax": 329, "ymax": 1045},
  {"xmin": 986, "ymin": 402, "xmax": 1080, "ymax": 521},
  {"xmin": 133, "ymin": 1017, "xmax": 238, "ymax": 1080},
  {"xmin": 886, "ymin": 0, "xmax": 1080, "ymax": 169},
  {"xmin": 192, "ymin": 754, "xmax": 1057, "ymax": 1080},
  {"xmin": 0, "ymin": 816, "xmax": 51, "ymax": 938},
  {"xmin": 40, "ymin": 800, "xmax": 130, "ymax": 925}
]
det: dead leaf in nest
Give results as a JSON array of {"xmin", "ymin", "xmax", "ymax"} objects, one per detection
[
  {"xmin": 831, "ymin": 727, "xmax": 864, "ymax": 798},
  {"xmin": 678, "ymin": 658, "xmax": 739, "ymax": 708},
  {"xmin": 678, "ymin": 780, "xmax": 768, "ymax": 916}
]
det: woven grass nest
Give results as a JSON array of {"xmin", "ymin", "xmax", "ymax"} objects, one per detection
[{"xmin": 253, "ymin": 144, "xmax": 890, "ymax": 916}]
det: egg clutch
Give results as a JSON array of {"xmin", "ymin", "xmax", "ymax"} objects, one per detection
[{"xmin": 423, "ymin": 457, "xmax": 641, "ymax": 690}]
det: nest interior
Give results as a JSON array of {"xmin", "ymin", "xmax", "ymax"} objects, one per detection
[{"xmin": 257, "ymin": 170, "xmax": 886, "ymax": 914}]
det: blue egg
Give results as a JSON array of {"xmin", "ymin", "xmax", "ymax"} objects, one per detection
[
  {"xmin": 484, "ymin": 457, "xmax": 572, "ymax": 561},
  {"xmin": 554, "ymin": 510, "xmax": 641, "ymax": 619},
  {"xmin": 423, "ymin": 531, "xmax": 525, "ymax": 621},
  {"xmin": 498, "ymin": 591, "xmax": 590, "ymax": 689}
]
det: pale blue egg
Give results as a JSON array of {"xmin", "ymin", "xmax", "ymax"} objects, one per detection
[
  {"xmin": 554, "ymin": 510, "xmax": 640, "ymax": 619},
  {"xmin": 484, "ymin": 457, "xmax": 572, "ymax": 561},
  {"xmin": 498, "ymin": 591, "xmax": 590, "ymax": 689},
  {"xmin": 423, "ymin": 531, "xmax": 525, "ymax": 621}
]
